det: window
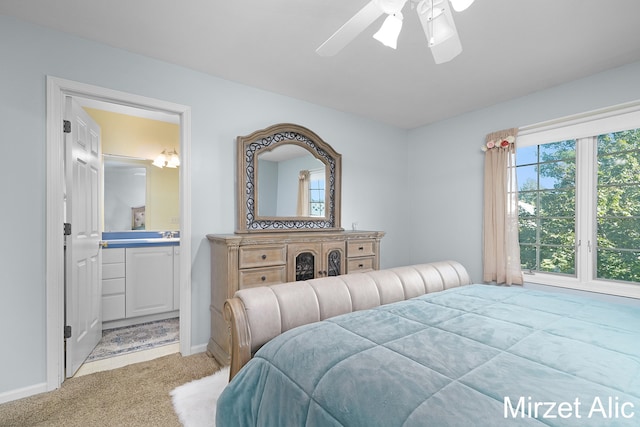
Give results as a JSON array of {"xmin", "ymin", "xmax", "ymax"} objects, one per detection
[
  {"xmin": 309, "ymin": 169, "xmax": 325, "ymax": 217},
  {"xmin": 596, "ymin": 129, "xmax": 640, "ymax": 282},
  {"xmin": 516, "ymin": 105, "xmax": 640, "ymax": 298},
  {"xmin": 517, "ymin": 141, "xmax": 577, "ymax": 275}
]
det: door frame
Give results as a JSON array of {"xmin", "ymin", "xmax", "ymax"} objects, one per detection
[{"xmin": 45, "ymin": 76, "xmax": 192, "ymax": 390}]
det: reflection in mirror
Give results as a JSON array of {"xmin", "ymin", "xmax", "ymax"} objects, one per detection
[
  {"xmin": 237, "ymin": 123, "xmax": 341, "ymax": 232},
  {"xmin": 257, "ymin": 145, "xmax": 326, "ymax": 217},
  {"xmin": 104, "ymin": 155, "xmax": 147, "ymax": 231}
]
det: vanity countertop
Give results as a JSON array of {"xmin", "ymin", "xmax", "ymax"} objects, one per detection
[{"xmin": 102, "ymin": 231, "xmax": 180, "ymax": 248}]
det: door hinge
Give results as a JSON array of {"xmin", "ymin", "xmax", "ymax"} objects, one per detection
[
  {"xmin": 63, "ymin": 120, "xmax": 71, "ymax": 133},
  {"xmin": 64, "ymin": 325, "xmax": 72, "ymax": 339},
  {"xmin": 64, "ymin": 223, "xmax": 71, "ymax": 236}
]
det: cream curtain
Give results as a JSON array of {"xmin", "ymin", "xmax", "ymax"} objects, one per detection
[
  {"xmin": 482, "ymin": 128, "xmax": 523, "ymax": 285},
  {"xmin": 297, "ymin": 170, "xmax": 310, "ymax": 216}
]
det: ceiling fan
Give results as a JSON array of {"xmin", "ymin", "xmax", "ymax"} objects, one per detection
[{"xmin": 316, "ymin": 0, "xmax": 475, "ymax": 64}]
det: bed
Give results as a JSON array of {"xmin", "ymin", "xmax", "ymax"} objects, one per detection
[{"xmin": 216, "ymin": 262, "xmax": 640, "ymax": 426}]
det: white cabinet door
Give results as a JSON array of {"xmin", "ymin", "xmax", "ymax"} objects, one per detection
[{"xmin": 125, "ymin": 246, "xmax": 174, "ymax": 318}]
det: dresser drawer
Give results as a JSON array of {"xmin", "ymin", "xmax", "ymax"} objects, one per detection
[
  {"xmin": 239, "ymin": 245, "xmax": 286, "ymax": 269},
  {"xmin": 347, "ymin": 240, "xmax": 376, "ymax": 257},
  {"xmin": 239, "ymin": 266, "xmax": 286, "ymax": 289},
  {"xmin": 347, "ymin": 257, "xmax": 375, "ymax": 273}
]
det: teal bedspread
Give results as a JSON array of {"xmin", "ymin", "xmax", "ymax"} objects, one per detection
[{"xmin": 216, "ymin": 284, "xmax": 640, "ymax": 426}]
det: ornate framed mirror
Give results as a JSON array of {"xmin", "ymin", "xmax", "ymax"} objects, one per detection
[{"xmin": 236, "ymin": 123, "xmax": 342, "ymax": 232}]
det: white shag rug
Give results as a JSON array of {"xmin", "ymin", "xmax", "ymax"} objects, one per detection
[{"xmin": 171, "ymin": 366, "xmax": 230, "ymax": 427}]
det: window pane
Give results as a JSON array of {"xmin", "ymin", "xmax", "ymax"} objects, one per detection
[
  {"xmin": 518, "ymin": 194, "xmax": 537, "ymax": 217},
  {"xmin": 540, "ymin": 246, "xmax": 575, "ymax": 275},
  {"xmin": 310, "ymin": 189, "xmax": 324, "ymax": 203},
  {"xmin": 310, "ymin": 203, "xmax": 324, "ymax": 216},
  {"xmin": 540, "ymin": 140, "xmax": 576, "ymax": 161},
  {"xmin": 517, "ymin": 140, "xmax": 576, "ymax": 277},
  {"xmin": 596, "ymin": 128, "xmax": 640, "ymax": 284},
  {"xmin": 597, "ymin": 129, "xmax": 640, "ymax": 155},
  {"xmin": 598, "ymin": 184, "xmax": 640, "ymax": 216},
  {"xmin": 540, "ymin": 218, "xmax": 575, "ymax": 245},
  {"xmin": 520, "ymin": 245, "xmax": 536, "ymax": 270},
  {"xmin": 518, "ymin": 218, "xmax": 537, "ymax": 244},
  {"xmin": 598, "ymin": 151, "xmax": 640, "ymax": 185},
  {"xmin": 516, "ymin": 145, "xmax": 537, "ymax": 166},
  {"xmin": 539, "ymin": 160, "xmax": 575, "ymax": 189},
  {"xmin": 517, "ymin": 164, "xmax": 538, "ymax": 192},
  {"xmin": 597, "ymin": 218, "xmax": 640, "ymax": 249},
  {"xmin": 539, "ymin": 189, "xmax": 575, "ymax": 217},
  {"xmin": 597, "ymin": 249, "xmax": 640, "ymax": 282}
]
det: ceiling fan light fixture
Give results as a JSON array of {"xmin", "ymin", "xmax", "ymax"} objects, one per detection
[
  {"xmin": 428, "ymin": 16, "xmax": 455, "ymax": 46},
  {"xmin": 449, "ymin": 0, "xmax": 475, "ymax": 12},
  {"xmin": 418, "ymin": 1, "xmax": 455, "ymax": 46},
  {"xmin": 373, "ymin": 12, "xmax": 403, "ymax": 49},
  {"xmin": 416, "ymin": 0, "xmax": 445, "ymax": 21}
]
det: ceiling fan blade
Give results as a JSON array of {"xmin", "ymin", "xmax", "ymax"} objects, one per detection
[{"xmin": 316, "ymin": 1, "xmax": 385, "ymax": 57}]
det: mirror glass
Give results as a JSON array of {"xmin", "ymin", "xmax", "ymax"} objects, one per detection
[
  {"xmin": 103, "ymin": 155, "xmax": 148, "ymax": 231},
  {"xmin": 237, "ymin": 123, "xmax": 342, "ymax": 232},
  {"xmin": 257, "ymin": 145, "xmax": 326, "ymax": 217}
]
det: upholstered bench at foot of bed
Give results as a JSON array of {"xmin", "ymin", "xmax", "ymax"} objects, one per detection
[{"xmin": 223, "ymin": 260, "xmax": 472, "ymax": 379}]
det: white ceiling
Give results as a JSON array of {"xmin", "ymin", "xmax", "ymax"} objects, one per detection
[{"xmin": 3, "ymin": 0, "xmax": 640, "ymax": 129}]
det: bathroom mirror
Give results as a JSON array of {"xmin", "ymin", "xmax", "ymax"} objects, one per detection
[
  {"xmin": 104, "ymin": 155, "xmax": 147, "ymax": 231},
  {"xmin": 103, "ymin": 155, "xmax": 179, "ymax": 232},
  {"xmin": 237, "ymin": 123, "xmax": 342, "ymax": 232}
]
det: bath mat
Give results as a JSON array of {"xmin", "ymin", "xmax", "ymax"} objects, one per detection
[{"xmin": 87, "ymin": 317, "xmax": 179, "ymax": 362}]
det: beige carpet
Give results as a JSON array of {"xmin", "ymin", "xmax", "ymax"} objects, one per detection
[{"xmin": 0, "ymin": 352, "xmax": 221, "ymax": 427}]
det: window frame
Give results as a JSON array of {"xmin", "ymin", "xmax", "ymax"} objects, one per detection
[{"xmin": 517, "ymin": 102, "xmax": 640, "ymax": 299}]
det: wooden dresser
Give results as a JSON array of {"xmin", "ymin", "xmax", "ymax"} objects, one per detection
[{"xmin": 206, "ymin": 230, "xmax": 385, "ymax": 364}]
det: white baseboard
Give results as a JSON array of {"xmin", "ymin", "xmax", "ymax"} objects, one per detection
[
  {"xmin": 0, "ymin": 382, "xmax": 48, "ymax": 404},
  {"xmin": 189, "ymin": 343, "xmax": 208, "ymax": 355}
]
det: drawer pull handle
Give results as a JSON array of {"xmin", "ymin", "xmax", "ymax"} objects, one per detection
[
  {"xmin": 358, "ymin": 246, "xmax": 364, "ymax": 250},
  {"xmin": 261, "ymin": 254, "xmax": 267, "ymax": 260},
  {"xmin": 358, "ymin": 264, "xmax": 364, "ymax": 268},
  {"xmin": 261, "ymin": 276, "xmax": 266, "ymax": 281}
]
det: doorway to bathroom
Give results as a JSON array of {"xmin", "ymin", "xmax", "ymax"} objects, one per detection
[
  {"xmin": 45, "ymin": 76, "xmax": 193, "ymax": 390},
  {"xmin": 73, "ymin": 96, "xmax": 182, "ymax": 376}
]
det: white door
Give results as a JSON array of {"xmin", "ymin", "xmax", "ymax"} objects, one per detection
[{"xmin": 65, "ymin": 96, "xmax": 103, "ymax": 378}]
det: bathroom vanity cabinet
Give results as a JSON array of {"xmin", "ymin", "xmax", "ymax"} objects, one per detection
[{"xmin": 102, "ymin": 245, "xmax": 179, "ymax": 327}]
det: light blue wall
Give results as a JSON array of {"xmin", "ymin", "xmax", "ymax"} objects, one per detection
[
  {"xmin": 0, "ymin": 16, "xmax": 410, "ymax": 396},
  {"xmin": 406, "ymin": 60, "xmax": 640, "ymax": 283},
  {"xmin": 3, "ymin": 13, "xmax": 640, "ymax": 399}
]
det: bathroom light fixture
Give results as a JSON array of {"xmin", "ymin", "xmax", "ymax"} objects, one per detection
[
  {"xmin": 152, "ymin": 148, "xmax": 180, "ymax": 168},
  {"xmin": 373, "ymin": 12, "xmax": 403, "ymax": 49}
]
